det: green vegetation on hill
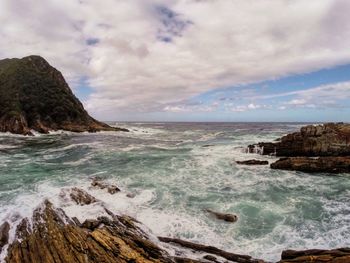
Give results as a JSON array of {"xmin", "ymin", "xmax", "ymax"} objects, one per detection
[{"xmin": 0, "ymin": 55, "xmax": 126, "ymax": 135}]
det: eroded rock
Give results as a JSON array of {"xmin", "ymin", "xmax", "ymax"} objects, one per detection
[
  {"xmin": 0, "ymin": 221, "xmax": 10, "ymax": 253},
  {"xmin": 279, "ymin": 247, "xmax": 350, "ymax": 262},
  {"xmin": 270, "ymin": 157, "xmax": 350, "ymax": 173},
  {"xmin": 248, "ymin": 123, "xmax": 350, "ymax": 157},
  {"xmin": 69, "ymin": 187, "xmax": 98, "ymax": 205},
  {"xmin": 205, "ymin": 209, "xmax": 238, "ymax": 223},
  {"xmin": 5, "ymin": 200, "xmax": 173, "ymax": 263},
  {"xmin": 91, "ymin": 178, "xmax": 121, "ymax": 194},
  {"xmin": 236, "ymin": 160, "xmax": 268, "ymax": 165}
]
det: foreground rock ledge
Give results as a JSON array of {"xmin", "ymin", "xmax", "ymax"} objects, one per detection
[
  {"xmin": 271, "ymin": 157, "xmax": 350, "ymax": 173},
  {"xmin": 3, "ymin": 193, "xmax": 350, "ymax": 263}
]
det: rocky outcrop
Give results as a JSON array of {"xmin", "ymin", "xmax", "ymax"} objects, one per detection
[
  {"xmin": 247, "ymin": 123, "xmax": 350, "ymax": 173},
  {"xmin": 2, "ymin": 189, "xmax": 259, "ymax": 263},
  {"xmin": 2, "ymin": 190, "xmax": 350, "ymax": 263},
  {"xmin": 204, "ymin": 209, "xmax": 238, "ymax": 223},
  {"xmin": 5, "ymin": 200, "xmax": 173, "ymax": 263},
  {"xmin": 0, "ymin": 221, "xmax": 10, "ymax": 253},
  {"xmin": 158, "ymin": 237, "xmax": 263, "ymax": 263},
  {"xmin": 0, "ymin": 55, "xmax": 128, "ymax": 135},
  {"xmin": 248, "ymin": 123, "xmax": 350, "ymax": 157},
  {"xmin": 279, "ymin": 247, "xmax": 350, "ymax": 262},
  {"xmin": 270, "ymin": 157, "xmax": 350, "ymax": 173},
  {"xmin": 236, "ymin": 160, "xmax": 268, "ymax": 165},
  {"xmin": 91, "ymin": 178, "xmax": 121, "ymax": 194}
]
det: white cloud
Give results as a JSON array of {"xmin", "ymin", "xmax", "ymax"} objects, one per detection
[{"xmin": 1, "ymin": 0, "xmax": 350, "ymax": 119}]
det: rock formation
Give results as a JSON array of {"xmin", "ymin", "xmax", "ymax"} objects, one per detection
[
  {"xmin": 2, "ymin": 188, "xmax": 349, "ymax": 263},
  {"xmin": 236, "ymin": 160, "xmax": 268, "ymax": 165},
  {"xmin": 247, "ymin": 123, "xmax": 350, "ymax": 173},
  {"xmin": 204, "ymin": 209, "xmax": 238, "ymax": 223},
  {"xmin": 278, "ymin": 248, "xmax": 350, "ymax": 262},
  {"xmin": 248, "ymin": 123, "xmax": 350, "ymax": 157},
  {"xmin": 0, "ymin": 55, "xmax": 128, "ymax": 135},
  {"xmin": 271, "ymin": 157, "xmax": 350, "ymax": 173}
]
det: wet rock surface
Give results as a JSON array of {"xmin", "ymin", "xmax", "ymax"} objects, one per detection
[
  {"xmin": 2, "ymin": 189, "xmax": 350, "ymax": 263},
  {"xmin": 247, "ymin": 123, "xmax": 350, "ymax": 173},
  {"xmin": 68, "ymin": 187, "xmax": 98, "ymax": 205},
  {"xmin": 0, "ymin": 221, "xmax": 10, "ymax": 253},
  {"xmin": 278, "ymin": 247, "xmax": 350, "ymax": 262},
  {"xmin": 248, "ymin": 123, "xmax": 350, "ymax": 157},
  {"xmin": 236, "ymin": 160, "xmax": 268, "ymax": 165},
  {"xmin": 204, "ymin": 209, "xmax": 238, "ymax": 223},
  {"xmin": 271, "ymin": 157, "xmax": 350, "ymax": 173},
  {"xmin": 91, "ymin": 178, "xmax": 121, "ymax": 194},
  {"xmin": 158, "ymin": 237, "xmax": 263, "ymax": 263},
  {"xmin": 5, "ymin": 200, "xmax": 173, "ymax": 263}
]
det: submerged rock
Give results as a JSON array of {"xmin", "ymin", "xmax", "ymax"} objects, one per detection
[
  {"xmin": 270, "ymin": 157, "xmax": 350, "ymax": 173},
  {"xmin": 236, "ymin": 160, "xmax": 268, "ymax": 165},
  {"xmin": 0, "ymin": 55, "xmax": 128, "ymax": 135},
  {"xmin": 279, "ymin": 247, "xmax": 350, "ymax": 262},
  {"xmin": 204, "ymin": 209, "xmax": 238, "ymax": 223},
  {"xmin": 69, "ymin": 187, "xmax": 98, "ymax": 205},
  {"xmin": 248, "ymin": 123, "xmax": 350, "ymax": 157},
  {"xmin": 91, "ymin": 178, "xmax": 121, "ymax": 194}
]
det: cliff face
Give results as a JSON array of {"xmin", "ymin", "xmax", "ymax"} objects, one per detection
[
  {"xmin": 0, "ymin": 55, "xmax": 127, "ymax": 135},
  {"xmin": 249, "ymin": 123, "xmax": 350, "ymax": 157}
]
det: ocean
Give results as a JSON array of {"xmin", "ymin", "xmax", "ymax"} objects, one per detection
[{"xmin": 0, "ymin": 122, "xmax": 349, "ymax": 262}]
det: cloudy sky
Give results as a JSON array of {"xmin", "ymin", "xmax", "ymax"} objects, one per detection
[{"xmin": 1, "ymin": 0, "xmax": 350, "ymax": 122}]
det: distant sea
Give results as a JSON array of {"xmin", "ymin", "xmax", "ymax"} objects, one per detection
[{"xmin": 0, "ymin": 122, "xmax": 349, "ymax": 262}]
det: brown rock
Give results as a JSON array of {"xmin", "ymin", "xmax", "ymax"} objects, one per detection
[
  {"xmin": 91, "ymin": 178, "xmax": 121, "ymax": 194},
  {"xmin": 236, "ymin": 160, "xmax": 268, "ymax": 165},
  {"xmin": 0, "ymin": 221, "xmax": 10, "ymax": 253},
  {"xmin": 5, "ymin": 200, "xmax": 173, "ymax": 263},
  {"xmin": 158, "ymin": 237, "xmax": 263, "ymax": 263},
  {"xmin": 248, "ymin": 123, "xmax": 350, "ymax": 157},
  {"xmin": 279, "ymin": 247, "xmax": 350, "ymax": 262},
  {"xmin": 205, "ymin": 209, "xmax": 238, "ymax": 223},
  {"xmin": 270, "ymin": 157, "xmax": 350, "ymax": 173},
  {"xmin": 69, "ymin": 187, "xmax": 98, "ymax": 205}
]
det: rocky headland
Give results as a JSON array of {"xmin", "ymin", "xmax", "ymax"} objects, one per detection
[
  {"xmin": 247, "ymin": 123, "xmax": 350, "ymax": 173},
  {"xmin": 0, "ymin": 55, "xmax": 127, "ymax": 135}
]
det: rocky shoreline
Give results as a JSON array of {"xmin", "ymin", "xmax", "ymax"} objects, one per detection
[
  {"xmin": 247, "ymin": 123, "xmax": 350, "ymax": 173},
  {"xmin": 0, "ymin": 184, "xmax": 349, "ymax": 263}
]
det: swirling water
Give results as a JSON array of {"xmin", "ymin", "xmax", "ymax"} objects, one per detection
[{"xmin": 0, "ymin": 122, "xmax": 349, "ymax": 262}]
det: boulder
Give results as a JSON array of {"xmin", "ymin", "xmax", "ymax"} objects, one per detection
[
  {"xmin": 236, "ymin": 160, "xmax": 268, "ymax": 165},
  {"xmin": 248, "ymin": 123, "xmax": 350, "ymax": 157},
  {"xmin": 204, "ymin": 209, "xmax": 238, "ymax": 223},
  {"xmin": 270, "ymin": 157, "xmax": 350, "ymax": 173}
]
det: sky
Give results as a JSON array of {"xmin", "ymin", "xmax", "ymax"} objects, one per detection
[{"xmin": 1, "ymin": 0, "xmax": 350, "ymax": 122}]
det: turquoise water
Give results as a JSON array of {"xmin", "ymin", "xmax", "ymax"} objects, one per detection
[{"xmin": 0, "ymin": 122, "xmax": 349, "ymax": 261}]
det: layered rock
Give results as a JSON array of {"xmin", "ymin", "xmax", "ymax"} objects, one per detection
[
  {"xmin": 278, "ymin": 247, "xmax": 350, "ymax": 262},
  {"xmin": 248, "ymin": 123, "xmax": 350, "ymax": 157},
  {"xmin": 271, "ymin": 157, "xmax": 350, "ymax": 173},
  {"xmin": 5, "ymin": 200, "xmax": 173, "ymax": 263},
  {"xmin": 0, "ymin": 55, "xmax": 128, "ymax": 135}
]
